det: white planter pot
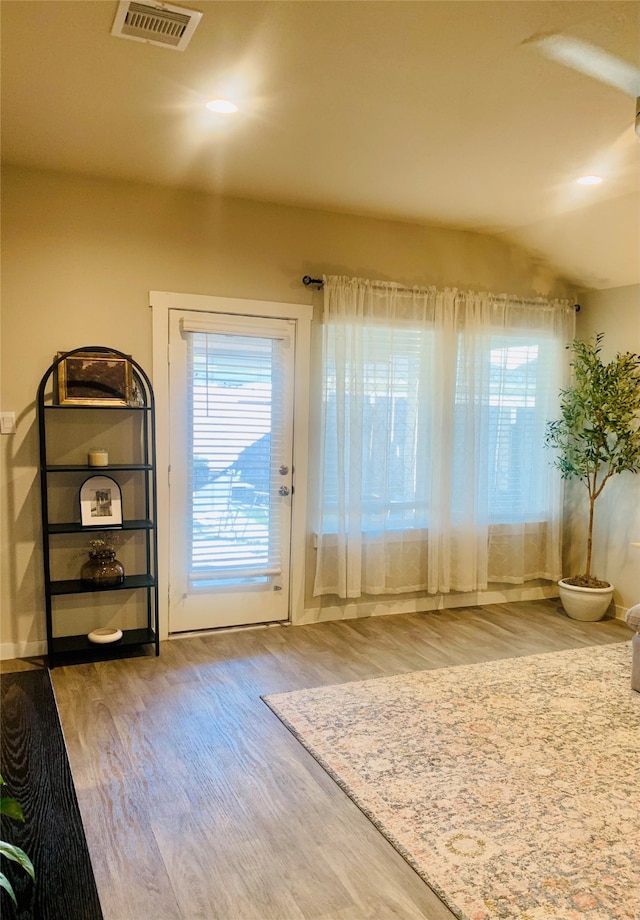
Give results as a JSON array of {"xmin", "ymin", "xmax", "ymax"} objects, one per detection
[{"xmin": 558, "ymin": 578, "xmax": 614, "ymax": 621}]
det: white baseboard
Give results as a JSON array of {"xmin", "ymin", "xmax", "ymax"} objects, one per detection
[{"xmin": 0, "ymin": 639, "xmax": 48, "ymax": 662}]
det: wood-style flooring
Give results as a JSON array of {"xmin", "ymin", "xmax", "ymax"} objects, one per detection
[{"xmin": 5, "ymin": 601, "xmax": 634, "ymax": 920}]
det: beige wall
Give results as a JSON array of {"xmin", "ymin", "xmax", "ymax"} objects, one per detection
[
  {"xmin": 564, "ymin": 284, "xmax": 640, "ymax": 615},
  {"xmin": 1, "ymin": 165, "xmax": 577, "ymax": 656}
]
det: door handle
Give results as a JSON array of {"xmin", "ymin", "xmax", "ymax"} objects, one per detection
[{"xmin": 278, "ymin": 485, "xmax": 290, "ymax": 496}]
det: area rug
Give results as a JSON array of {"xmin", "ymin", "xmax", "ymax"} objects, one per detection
[{"xmin": 263, "ymin": 643, "xmax": 639, "ymax": 920}]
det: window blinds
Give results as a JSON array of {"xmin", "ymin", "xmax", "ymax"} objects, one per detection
[{"xmin": 184, "ymin": 322, "xmax": 289, "ymax": 585}]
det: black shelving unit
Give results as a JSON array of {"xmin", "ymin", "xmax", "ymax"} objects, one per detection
[{"xmin": 37, "ymin": 346, "xmax": 159, "ymax": 667}]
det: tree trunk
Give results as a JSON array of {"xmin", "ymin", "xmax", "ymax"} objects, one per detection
[{"xmin": 585, "ymin": 494, "xmax": 596, "ymax": 577}]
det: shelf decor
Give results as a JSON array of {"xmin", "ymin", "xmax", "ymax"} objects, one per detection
[
  {"xmin": 55, "ymin": 350, "xmax": 132, "ymax": 406},
  {"xmin": 88, "ymin": 448, "xmax": 109, "ymax": 466},
  {"xmin": 37, "ymin": 345, "xmax": 159, "ymax": 667},
  {"xmin": 80, "ymin": 475, "xmax": 123, "ymax": 527},
  {"xmin": 87, "ymin": 627, "xmax": 123, "ymax": 644},
  {"xmin": 81, "ymin": 537, "xmax": 125, "ymax": 588}
]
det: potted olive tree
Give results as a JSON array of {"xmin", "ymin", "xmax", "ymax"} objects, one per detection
[{"xmin": 545, "ymin": 333, "xmax": 640, "ymax": 620}]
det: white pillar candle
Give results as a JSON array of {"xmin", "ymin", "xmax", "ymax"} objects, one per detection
[{"xmin": 88, "ymin": 449, "xmax": 109, "ymax": 466}]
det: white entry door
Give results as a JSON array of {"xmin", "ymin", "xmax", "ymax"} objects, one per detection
[{"xmin": 168, "ymin": 309, "xmax": 296, "ymax": 632}]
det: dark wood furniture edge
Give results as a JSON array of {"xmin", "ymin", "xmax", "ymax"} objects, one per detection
[{"xmin": 0, "ymin": 668, "xmax": 103, "ymax": 919}]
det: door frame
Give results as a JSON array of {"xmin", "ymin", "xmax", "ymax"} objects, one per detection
[{"xmin": 150, "ymin": 291, "xmax": 312, "ymax": 640}]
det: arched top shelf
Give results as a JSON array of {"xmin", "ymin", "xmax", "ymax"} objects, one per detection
[{"xmin": 37, "ymin": 345, "xmax": 154, "ymax": 411}]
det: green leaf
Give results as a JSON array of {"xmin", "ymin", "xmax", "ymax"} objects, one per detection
[
  {"xmin": 0, "ymin": 870, "xmax": 18, "ymax": 907},
  {"xmin": 0, "ymin": 842, "xmax": 35, "ymax": 881},
  {"xmin": 0, "ymin": 797, "xmax": 24, "ymax": 821}
]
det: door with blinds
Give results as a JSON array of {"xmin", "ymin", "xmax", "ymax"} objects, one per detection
[{"xmin": 168, "ymin": 310, "xmax": 295, "ymax": 631}]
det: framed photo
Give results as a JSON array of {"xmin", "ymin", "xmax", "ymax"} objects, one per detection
[
  {"xmin": 80, "ymin": 476, "xmax": 123, "ymax": 527},
  {"xmin": 56, "ymin": 351, "xmax": 133, "ymax": 406}
]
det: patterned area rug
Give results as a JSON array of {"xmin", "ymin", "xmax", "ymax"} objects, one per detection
[{"xmin": 263, "ymin": 643, "xmax": 639, "ymax": 920}]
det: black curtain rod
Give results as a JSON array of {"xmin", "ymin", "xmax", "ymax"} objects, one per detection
[{"xmin": 303, "ymin": 276, "xmax": 580, "ymax": 310}]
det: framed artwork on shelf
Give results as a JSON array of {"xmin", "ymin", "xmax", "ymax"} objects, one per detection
[
  {"xmin": 80, "ymin": 475, "xmax": 123, "ymax": 527},
  {"xmin": 56, "ymin": 351, "xmax": 133, "ymax": 406}
]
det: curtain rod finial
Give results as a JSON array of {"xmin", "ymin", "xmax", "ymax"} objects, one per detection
[{"xmin": 302, "ymin": 275, "xmax": 324, "ymax": 289}]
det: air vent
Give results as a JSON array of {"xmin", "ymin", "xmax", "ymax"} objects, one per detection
[{"xmin": 111, "ymin": 1, "xmax": 202, "ymax": 51}]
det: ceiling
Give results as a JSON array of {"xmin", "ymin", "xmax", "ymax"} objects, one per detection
[{"xmin": 2, "ymin": 1, "xmax": 639, "ymax": 290}]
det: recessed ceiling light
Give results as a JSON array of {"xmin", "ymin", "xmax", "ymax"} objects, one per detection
[
  {"xmin": 576, "ymin": 175, "xmax": 603, "ymax": 185},
  {"xmin": 206, "ymin": 99, "xmax": 238, "ymax": 114}
]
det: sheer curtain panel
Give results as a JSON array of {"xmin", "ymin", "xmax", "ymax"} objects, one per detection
[{"xmin": 312, "ymin": 275, "xmax": 575, "ymax": 599}]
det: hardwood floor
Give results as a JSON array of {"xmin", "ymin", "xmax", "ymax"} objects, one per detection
[{"xmin": 22, "ymin": 602, "xmax": 637, "ymax": 919}]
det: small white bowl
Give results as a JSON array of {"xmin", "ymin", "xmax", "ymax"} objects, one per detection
[{"xmin": 87, "ymin": 627, "xmax": 123, "ymax": 645}]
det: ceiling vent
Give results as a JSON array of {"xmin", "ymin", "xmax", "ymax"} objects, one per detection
[{"xmin": 111, "ymin": 1, "xmax": 202, "ymax": 51}]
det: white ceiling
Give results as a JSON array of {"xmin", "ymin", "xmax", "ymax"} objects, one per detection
[{"xmin": 2, "ymin": 1, "xmax": 639, "ymax": 290}]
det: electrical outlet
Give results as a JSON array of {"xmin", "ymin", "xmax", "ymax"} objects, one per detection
[{"xmin": 0, "ymin": 411, "xmax": 16, "ymax": 434}]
